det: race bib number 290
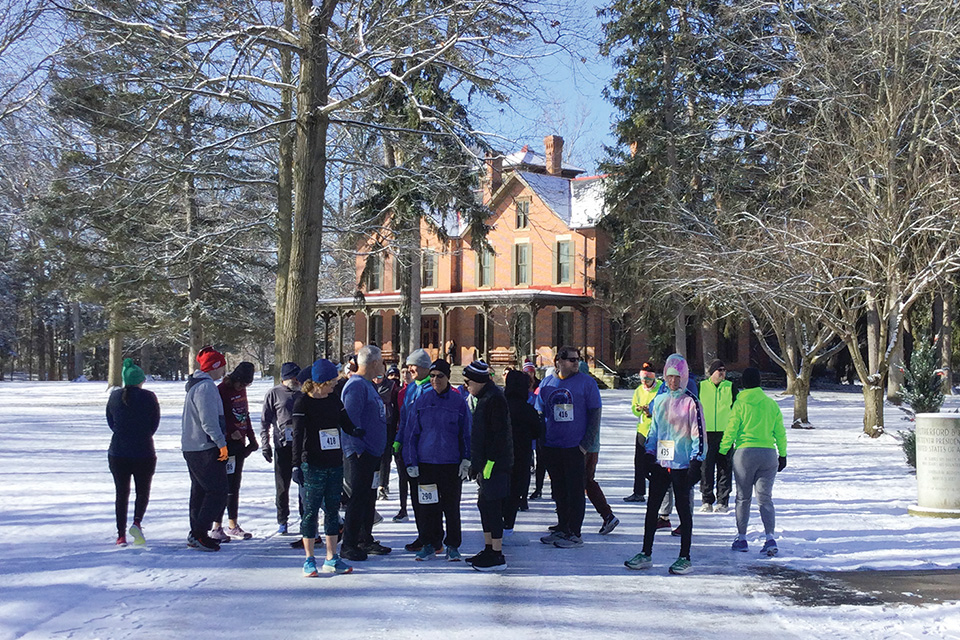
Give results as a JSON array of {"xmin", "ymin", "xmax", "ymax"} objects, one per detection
[{"xmin": 419, "ymin": 483, "xmax": 439, "ymax": 504}]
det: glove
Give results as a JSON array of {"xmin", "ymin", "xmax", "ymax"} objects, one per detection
[
  {"xmin": 243, "ymin": 441, "xmax": 258, "ymax": 458},
  {"xmin": 218, "ymin": 446, "xmax": 229, "ymax": 462},
  {"xmin": 643, "ymin": 452, "xmax": 657, "ymax": 479},
  {"xmin": 778, "ymin": 456, "xmax": 787, "ymax": 472},
  {"xmin": 688, "ymin": 459, "xmax": 702, "ymax": 486},
  {"xmin": 483, "ymin": 460, "xmax": 495, "ymax": 480},
  {"xmin": 458, "ymin": 459, "xmax": 471, "ymax": 481},
  {"xmin": 262, "ymin": 446, "xmax": 273, "ymax": 463},
  {"xmin": 393, "ymin": 441, "xmax": 401, "ymax": 454},
  {"xmin": 291, "ymin": 467, "xmax": 304, "ymax": 485},
  {"xmin": 352, "ymin": 427, "xmax": 366, "ymax": 439},
  {"xmin": 406, "ymin": 465, "xmax": 420, "ymax": 478}
]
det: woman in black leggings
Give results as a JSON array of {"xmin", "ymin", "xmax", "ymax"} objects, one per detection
[{"xmin": 106, "ymin": 358, "xmax": 160, "ymax": 546}]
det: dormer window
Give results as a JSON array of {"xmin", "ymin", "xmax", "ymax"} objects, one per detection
[{"xmin": 516, "ymin": 199, "xmax": 530, "ymax": 229}]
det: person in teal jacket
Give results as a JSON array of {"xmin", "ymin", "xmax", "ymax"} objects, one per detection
[
  {"xmin": 719, "ymin": 367, "xmax": 787, "ymax": 557},
  {"xmin": 698, "ymin": 359, "xmax": 737, "ymax": 513}
]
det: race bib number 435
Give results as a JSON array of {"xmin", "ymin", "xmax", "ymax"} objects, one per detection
[{"xmin": 657, "ymin": 440, "xmax": 676, "ymax": 463}]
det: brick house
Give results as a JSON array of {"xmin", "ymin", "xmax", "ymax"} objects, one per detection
[{"xmin": 316, "ymin": 135, "xmax": 754, "ymax": 378}]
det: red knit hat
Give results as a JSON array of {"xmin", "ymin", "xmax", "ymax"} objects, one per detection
[{"xmin": 196, "ymin": 346, "xmax": 226, "ymax": 372}]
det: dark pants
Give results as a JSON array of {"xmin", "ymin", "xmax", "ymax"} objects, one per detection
[
  {"xmin": 395, "ymin": 449, "xmax": 409, "ymax": 510},
  {"xmin": 183, "ymin": 448, "xmax": 228, "ymax": 536},
  {"xmin": 533, "ymin": 438, "xmax": 546, "ymax": 494},
  {"xmin": 342, "ymin": 451, "xmax": 379, "ymax": 549},
  {"xmin": 301, "ymin": 463, "xmax": 344, "ymax": 539},
  {"xmin": 273, "ymin": 444, "xmax": 301, "ymax": 525},
  {"xmin": 633, "ymin": 433, "xmax": 647, "ymax": 496},
  {"xmin": 503, "ymin": 449, "xmax": 532, "ymax": 530},
  {"xmin": 398, "ymin": 450, "xmax": 422, "ymax": 531},
  {"xmin": 584, "ymin": 451, "xmax": 612, "ymax": 520},
  {"xmin": 108, "ymin": 455, "xmax": 156, "ymax": 537},
  {"xmin": 222, "ymin": 440, "xmax": 247, "ymax": 522},
  {"xmin": 417, "ymin": 463, "xmax": 462, "ymax": 550},
  {"xmin": 542, "ymin": 445, "xmax": 586, "ymax": 537},
  {"xmin": 701, "ymin": 431, "xmax": 732, "ymax": 506},
  {"xmin": 643, "ymin": 466, "xmax": 693, "ymax": 559},
  {"xmin": 478, "ymin": 473, "xmax": 509, "ymax": 539},
  {"xmin": 380, "ymin": 424, "xmax": 397, "ymax": 492}
]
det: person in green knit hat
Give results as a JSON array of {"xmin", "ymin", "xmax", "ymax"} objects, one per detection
[
  {"xmin": 106, "ymin": 358, "xmax": 160, "ymax": 546},
  {"xmin": 719, "ymin": 367, "xmax": 787, "ymax": 556}
]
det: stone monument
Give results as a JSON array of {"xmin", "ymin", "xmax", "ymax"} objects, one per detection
[{"xmin": 909, "ymin": 413, "xmax": 960, "ymax": 518}]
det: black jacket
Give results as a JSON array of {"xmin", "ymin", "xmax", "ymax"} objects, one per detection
[
  {"xmin": 106, "ymin": 386, "xmax": 160, "ymax": 458},
  {"xmin": 504, "ymin": 372, "xmax": 542, "ymax": 467},
  {"xmin": 292, "ymin": 392, "xmax": 355, "ymax": 469},
  {"xmin": 469, "ymin": 381, "xmax": 513, "ymax": 478}
]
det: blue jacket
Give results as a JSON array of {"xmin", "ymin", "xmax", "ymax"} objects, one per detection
[
  {"xmin": 341, "ymin": 375, "xmax": 387, "ymax": 458},
  {"xmin": 405, "ymin": 386, "xmax": 471, "ymax": 466},
  {"xmin": 395, "ymin": 377, "xmax": 431, "ymax": 457}
]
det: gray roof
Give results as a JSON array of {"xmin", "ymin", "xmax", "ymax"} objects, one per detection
[
  {"xmin": 515, "ymin": 172, "xmax": 606, "ymax": 229},
  {"xmin": 502, "ymin": 147, "xmax": 585, "ymax": 175}
]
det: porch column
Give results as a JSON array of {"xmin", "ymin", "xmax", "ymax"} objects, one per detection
[
  {"xmin": 322, "ymin": 314, "xmax": 330, "ymax": 359},
  {"xmin": 529, "ymin": 302, "xmax": 538, "ymax": 365},
  {"xmin": 337, "ymin": 310, "xmax": 345, "ymax": 362},
  {"xmin": 581, "ymin": 304, "xmax": 589, "ymax": 366},
  {"xmin": 482, "ymin": 302, "xmax": 491, "ymax": 363},
  {"xmin": 440, "ymin": 304, "xmax": 447, "ymax": 358}
]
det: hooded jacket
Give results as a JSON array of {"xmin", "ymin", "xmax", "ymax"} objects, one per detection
[
  {"xmin": 181, "ymin": 371, "xmax": 226, "ymax": 452},
  {"xmin": 644, "ymin": 354, "xmax": 705, "ymax": 469},
  {"xmin": 260, "ymin": 383, "xmax": 300, "ymax": 449},
  {"xmin": 505, "ymin": 370, "xmax": 543, "ymax": 465},
  {"xmin": 719, "ymin": 387, "xmax": 787, "ymax": 456}
]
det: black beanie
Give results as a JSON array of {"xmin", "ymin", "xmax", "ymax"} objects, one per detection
[
  {"xmin": 707, "ymin": 359, "xmax": 725, "ymax": 375},
  {"xmin": 232, "ymin": 362, "xmax": 255, "ymax": 385},
  {"xmin": 742, "ymin": 367, "xmax": 761, "ymax": 389}
]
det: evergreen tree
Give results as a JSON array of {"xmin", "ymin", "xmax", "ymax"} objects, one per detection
[{"xmin": 901, "ymin": 335, "xmax": 946, "ymax": 416}]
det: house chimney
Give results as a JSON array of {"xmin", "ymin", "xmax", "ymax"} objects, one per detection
[
  {"xmin": 544, "ymin": 135, "xmax": 563, "ymax": 176},
  {"xmin": 629, "ymin": 141, "xmax": 639, "ymax": 157},
  {"xmin": 485, "ymin": 153, "xmax": 502, "ymax": 198}
]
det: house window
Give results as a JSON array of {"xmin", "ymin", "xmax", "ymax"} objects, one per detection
[
  {"xmin": 514, "ymin": 243, "xmax": 531, "ymax": 286},
  {"xmin": 368, "ymin": 314, "xmax": 383, "ymax": 347},
  {"xmin": 477, "ymin": 248, "xmax": 494, "ymax": 287},
  {"xmin": 422, "ymin": 249, "xmax": 437, "ymax": 289},
  {"xmin": 554, "ymin": 311, "xmax": 574, "ymax": 349},
  {"xmin": 516, "ymin": 199, "xmax": 530, "ymax": 229},
  {"xmin": 556, "ymin": 240, "xmax": 573, "ymax": 284},
  {"xmin": 367, "ymin": 253, "xmax": 383, "ymax": 291}
]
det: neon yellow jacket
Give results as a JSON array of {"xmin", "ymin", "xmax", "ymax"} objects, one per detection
[
  {"xmin": 631, "ymin": 379, "xmax": 662, "ymax": 437},
  {"xmin": 699, "ymin": 378, "xmax": 734, "ymax": 433},
  {"xmin": 719, "ymin": 388, "xmax": 787, "ymax": 456}
]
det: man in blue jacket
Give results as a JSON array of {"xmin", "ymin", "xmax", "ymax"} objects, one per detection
[
  {"xmin": 394, "ymin": 348, "xmax": 433, "ymax": 549},
  {"xmin": 405, "ymin": 359, "xmax": 471, "ymax": 561},
  {"xmin": 340, "ymin": 345, "xmax": 390, "ymax": 561}
]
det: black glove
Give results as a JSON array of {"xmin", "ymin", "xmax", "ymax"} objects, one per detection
[
  {"xmin": 643, "ymin": 452, "xmax": 657, "ymax": 479},
  {"xmin": 688, "ymin": 459, "xmax": 702, "ymax": 486},
  {"xmin": 352, "ymin": 427, "xmax": 366, "ymax": 439},
  {"xmin": 291, "ymin": 467, "xmax": 304, "ymax": 486},
  {"xmin": 262, "ymin": 446, "xmax": 273, "ymax": 463},
  {"xmin": 778, "ymin": 456, "xmax": 787, "ymax": 472},
  {"xmin": 243, "ymin": 441, "xmax": 258, "ymax": 459}
]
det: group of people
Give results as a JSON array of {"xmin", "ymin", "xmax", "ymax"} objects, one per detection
[{"xmin": 105, "ymin": 343, "xmax": 787, "ymax": 577}]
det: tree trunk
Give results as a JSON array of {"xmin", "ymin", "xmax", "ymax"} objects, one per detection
[
  {"xmin": 141, "ymin": 342, "xmax": 153, "ymax": 378},
  {"xmin": 408, "ymin": 223, "xmax": 422, "ymax": 354},
  {"xmin": 792, "ymin": 370, "xmax": 811, "ymax": 426},
  {"xmin": 862, "ymin": 382, "xmax": 884, "ymax": 437},
  {"xmin": 278, "ymin": 2, "xmax": 331, "ymax": 368},
  {"xmin": 36, "ymin": 318, "xmax": 45, "ymax": 380},
  {"xmin": 72, "ymin": 300, "xmax": 82, "ymax": 379},
  {"xmin": 273, "ymin": 0, "xmax": 294, "ymax": 382},
  {"xmin": 887, "ymin": 317, "xmax": 904, "ymax": 403},
  {"xmin": 943, "ymin": 286, "xmax": 954, "ymax": 394},
  {"xmin": 700, "ymin": 314, "xmax": 717, "ymax": 375},
  {"xmin": 107, "ymin": 321, "xmax": 123, "ymax": 388},
  {"xmin": 47, "ymin": 321, "xmax": 56, "ymax": 381},
  {"xmin": 674, "ymin": 308, "xmax": 686, "ymax": 357}
]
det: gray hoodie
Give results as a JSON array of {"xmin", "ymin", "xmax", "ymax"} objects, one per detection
[{"xmin": 181, "ymin": 371, "xmax": 227, "ymax": 452}]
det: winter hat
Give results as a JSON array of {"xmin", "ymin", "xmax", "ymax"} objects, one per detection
[
  {"xmin": 296, "ymin": 366, "xmax": 313, "ymax": 384},
  {"xmin": 522, "ymin": 361, "xmax": 536, "ymax": 374},
  {"xmin": 386, "ymin": 364, "xmax": 401, "ymax": 377},
  {"xmin": 406, "ymin": 348, "xmax": 432, "ymax": 370},
  {"xmin": 121, "ymin": 358, "xmax": 146, "ymax": 387},
  {"xmin": 230, "ymin": 362, "xmax": 255, "ymax": 385},
  {"xmin": 742, "ymin": 367, "xmax": 761, "ymax": 389},
  {"xmin": 640, "ymin": 362, "xmax": 656, "ymax": 373},
  {"xmin": 504, "ymin": 370, "xmax": 529, "ymax": 398},
  {"xmin": 196, "ymin": 346, "xmax": 226, "ymax": 373},
  {"xmin": 463, "ymin": 360, "xmax": 491, "ymax": 383},
  {"xmin": 707, "ymin": 359, "xmax": 726, "ymax": 375},
  {"xmin": 312, "ymin": 359, "xmax": 339, "ymax": 385},
  {"xmin": 430, "ymin": 359, "xmax": 451, "ymax": 379},
  {"xmin": 280, "ymin": 362, "xmax": 301, "ymax": 381}
]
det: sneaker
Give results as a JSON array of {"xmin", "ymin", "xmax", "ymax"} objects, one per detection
[
  {"xmin": 373, "ymin": 511, "xmax": 384, "ymax": 526},
  {"xmin": 599, "ymin": 514, "xmax": 620, "ymax": 535},
  {"xmin": 554, "ymin": 533, "xmax": 584, "ymax": 549},
  {"xmin": 761, "ymin": 539, "xmax": 778, "ymax": 557},
  {"xmin": 321, "ymin": 555, "xmax": 353, "ymax": 574},
  {"xmin": 378, "ymin": 487, "xmax": 389, "ymax": 501},
  {"xmin": 128, "ymin": 524, "xmax": 146, "ymax": 545},
  {"xmin": 623, "ymin": 493, "xmax": 646, "ymax": 503},
  {"xmin": 186, "ymin": 533, "xmax": 199, "ymax": 548},
  {"xmin": 404, "ymin": 539, "xmax": 424, "ymax": 553},
  {"xmin": 655, "ymin": 518, "xmax": 672, "ymax": 530},
  {"xmin": 209, "ymin": 526, "xmax": 232, "ymax": 543},
  {"xmin": 731, "ymin": 538, "xmax": 748, "ymax": 552},
  {"xmin": 362, "ymin": 540, "xmax": 392, "ymax": 555},
  {"xmin": 624, "ymin": 552, "xmax": 652, "ymax": 570},
  {"xmin": 303, "ymin": 556, "xmax": 318, "ymax": 577},
  {"xmin": 669, "ymin": 557, "xmax": 693, "ymax": 575},
  {"xmin": 699, "ymin": 503, "xmax": 714, "ymax": 513},
  {"xmin": 472, "ymin": 550, "xmax": 507, "ymax": 572},
  {"xmin": 547, "ymin": 523, "xmax": 561, "ymax": 532},
  {"xmin": 392, "ymin": 510, "xmax": 408, "ymax": 523},
  {"xmin": 671, "ymin": 526, "xmax": 682, "ymax": 537},
  {"xmin": 188, "ymin": 532, "xmax": 220, "ymax": 552},
  {"xmin": 116, "ymin": 536, "xmax": 127, "ymax": 547},
  {"xmin": 278, "ymin": 523, "xmax": 289, "ymax": 535},
  {"xmin": 466, "ymin": 548, "xmax": 492, "ymax": 565},
  {"xmin": 540, "ymin": 530, "xmax": 564, "ymax": 545},
  {"xmin": 446, "ymin": 546, "xmax": 462, "ymax": 561},
  {"xmin": 415, "ymin": 544, "xmax": 436, "ymax": 561},
  {"xmin": 226, "ymin": 526, "xmax": 252, "ymax": 540},
  {"xmin": 340, "ymin": 546, "xmax": 367, "ymax": 561},
  {"xmin": 713, "ymin": 504, "xmax": 729, "ymax": 514},
  {"xmin": 529, "ymin": 490, "xmax": 542, "ymax": 500}
]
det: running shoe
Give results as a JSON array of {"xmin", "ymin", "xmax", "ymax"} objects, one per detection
[
  {"xmin": 760, "ymin": 539, "xmax": 778, "ymax": 557},
  {"xmin": 731, "ymin": 538, "xmax": 748, "ymax": 552},
  {"xmin": 321, "ymin": 555, "xmax": 353, "ymax": 574},
  {"xmin": 415, "ymin": 544, "xmax": 436, "ymax": 561},
  {"xmin": 669, "ymin": 557, "xmax": 693, "ymax": 575},
  {"xmin": 599, "ymin": 514, "xmax": 620, "ymax": 535},
  {"xmin": 303, "ymin": 556, "xmax": 318, "ymax": 577},
  {"xmin": 226, "ymin": 526, "xmax": 252, "ymax": 540},
  {"xmin": 128, "ymin": 524, "xmax": 146, "ymax": 545},
  {"xmin": 624, "ymin": 552, "xmax": 652, "ymax": 570}
]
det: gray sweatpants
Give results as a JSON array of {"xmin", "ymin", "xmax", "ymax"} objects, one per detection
[{"xmin": 732, "ymin": 448, "xmax": 778, "ymax": 536}]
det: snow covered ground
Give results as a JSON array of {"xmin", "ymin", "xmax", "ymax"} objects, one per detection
[{"xmin": 1, "ymin": 380, "xmax": 959, "ymax": 639}]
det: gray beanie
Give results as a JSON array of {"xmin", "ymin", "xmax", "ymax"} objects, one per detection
[{"xmin": 406, "ymin": 348, "xmax": 432, "ymax": 370}]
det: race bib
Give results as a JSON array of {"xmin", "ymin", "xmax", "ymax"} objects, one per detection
[
  {"xmin": 553, "ymin": 403, "xmax": 574, "ymax": 422},
  {"xmin": 319, "ymin": 429, "xmax": 341, "ymax": 451},
  {"xmin": 226, "ymin": 456, "xmax": 237, "ymax": 474},
  {"xmin": 657, "ymin": 440, "xmax": 676, "ymax": 463},
  {"xmin": 418, "ymin": 483, "xmax": 439, "ymax": 504},
  {"xmin": 371, "ymin": 471, "xmax": 381, "ymax": 489},
  {"xmin": 284, "ymin": 426, "xmax": 293, "ymax": 442}
]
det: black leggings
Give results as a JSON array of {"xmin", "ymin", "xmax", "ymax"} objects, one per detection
[
  {"xmin": 222, "ymin": 441, "xmax": 247, "ymax": 522},
  {"xmin": 108, "ymin": 455, "xmax": 156, "ymax": 537}
]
